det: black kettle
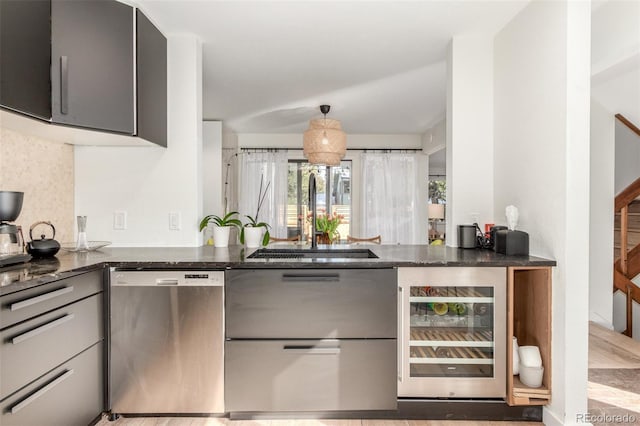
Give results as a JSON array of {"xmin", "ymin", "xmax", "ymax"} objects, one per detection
[{"xmin": 27, "ymin": 221, "xmax": 61, "ymax": 257}]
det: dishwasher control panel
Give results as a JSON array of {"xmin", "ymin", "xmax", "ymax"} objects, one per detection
[{"xmin": 110, "ymin": 269, "xmax": 224, "ymax": 286}]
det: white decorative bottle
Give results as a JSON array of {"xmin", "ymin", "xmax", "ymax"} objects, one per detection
[{"xmin": 76, "ymin": 216, "xmax": 89, "ymax": 250}]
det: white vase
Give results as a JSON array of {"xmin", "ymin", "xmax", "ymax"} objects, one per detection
[
  {"xmin": 513, "ymin": 336, "xmax": 520, "ymax": 375},
  {"xmin": 244, "ymin": 227, "xmax": 264, "ymax": 248},
  {"xmin": 212, "ymin": 226, "xmax": 231, "ymax": 248}
]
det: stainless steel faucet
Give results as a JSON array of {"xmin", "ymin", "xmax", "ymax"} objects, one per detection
[{"xmin": 309, "ymin": 172, "xmax": 321, "ymax": 249}]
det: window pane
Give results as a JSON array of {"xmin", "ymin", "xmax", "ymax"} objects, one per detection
[{"xmin": 287, "ymin": 161, "xmax": 351, "ymax": 242}]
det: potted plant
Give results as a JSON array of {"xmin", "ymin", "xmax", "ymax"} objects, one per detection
[
  {"xmin": 240, "ymin": 176, "xmax": 271, "ymax": 248},
  {"xmin": 199, "ymin": 211, "xmax": 242, "ymax": 247},
  {"xmin": 306, "ymin": 210, "xmax": 344, "ymax": 244}
]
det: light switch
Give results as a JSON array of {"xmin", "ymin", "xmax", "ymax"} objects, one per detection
[
  {"xmin": 169, "ymin": 212, "xmax": 181, "ymax": 230},
  {"xmin": 114, "ymin": 211, "xmax": 127, "ymax": 230}
]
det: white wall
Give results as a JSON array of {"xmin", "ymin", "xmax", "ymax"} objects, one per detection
[
  {"xmin": 446, "ymin": 35, "xmax": 494, "ymax": 246},
  {"xmin": 591, "ymin": 0, "xmax": 640, "ymax": 78},
  {"xmin": 590, "ymin": 99, "xmax": 615, "ymax": 329},
  {"xmin": 494, "ymin": 2, "xmax": 591, "ymax": 425},
  {"xmin": 615, "ymin": 120, "xmax": 640, "ymax": 194},
  {"xmin": 75, "ymin": 35, "xmax": 203, "ymax": 246},
  {"xmin": 203, "ymin": 121, "xmax": 223, "ymax": 217},
  {"xmin": 422, "ymin": 118, "xmax": 446, "ymax": 155}
]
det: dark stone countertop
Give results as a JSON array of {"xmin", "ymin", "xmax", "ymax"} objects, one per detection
[{"xmin": 0, "ymin": 244, "xmax": 555, "ymax": 296}]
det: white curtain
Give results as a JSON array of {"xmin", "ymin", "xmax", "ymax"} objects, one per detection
[
  {"xmin": 238, "ymin": 150, "xmax": 288, "ymax": 238},
  {"xmin": 360, "ymin": 152, "xmax": 425, "ymax": 244}
]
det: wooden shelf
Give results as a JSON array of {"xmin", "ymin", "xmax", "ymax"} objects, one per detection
[
  {"xmin": 506, "ymin": 266, "xmax": 552, "ymax": 406},
  {"xmin": 511, "ymin": 376, "xmax": 551, "ymax": 405}
]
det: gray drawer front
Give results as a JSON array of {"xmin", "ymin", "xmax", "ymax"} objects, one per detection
[
  {"xmin": 0, "ymin": 294, "xmax": 103, "ymax": 400},
  {"xmin": 225, "ymin": 339, "xmax": 397, "ymax": 412},
  {"xmin": 226, "ymin": 269, "xmax": 397, "ymax": 338},
  {"xmin": 0, "ymin": 342, "xmax": 103, "ymax": 426},
  {"xmin": 1, "ymin": 269, "xmax": 102, "ymax": 329}
]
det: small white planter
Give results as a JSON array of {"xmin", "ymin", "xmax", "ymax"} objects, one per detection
[
  {"xmin": 244, "ymin": 227, "xmax": 264, "ymax": 248},
  {"xmin": 212, "ymin": 225, "xmax": 231, "ymax": 247}
]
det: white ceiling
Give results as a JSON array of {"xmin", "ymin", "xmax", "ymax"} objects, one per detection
[{"xmin": 136, "ymin": 0, "xmax": 529, "ymax": 134}]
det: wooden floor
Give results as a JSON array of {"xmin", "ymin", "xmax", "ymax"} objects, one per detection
[
  {"xmin": 96, "ymin": 323, "xmax": 640, "ymax": 426},
  {"xmin": 96, "ymin": 418, "xmax": 541, "ymax": 426},
  {"xmin": 588, "ymin": 322, "xmax": 640, "ymax": 425}
]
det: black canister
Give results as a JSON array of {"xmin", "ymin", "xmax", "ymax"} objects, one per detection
[{"xmin": 458, "ymin": 225, "xmax": 477, "ymax": 249}]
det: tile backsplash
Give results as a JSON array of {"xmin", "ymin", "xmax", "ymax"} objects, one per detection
[{"xmin": 0, "ymin": 127, "xmax": 74, "ymax": 244}]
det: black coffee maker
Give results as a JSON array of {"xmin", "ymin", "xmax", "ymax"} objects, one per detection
[{"xmin": 0, "ymin": 191, "xmax": 32, "ymax": 267}]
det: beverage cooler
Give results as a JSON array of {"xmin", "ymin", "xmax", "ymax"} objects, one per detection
[{"xmin": 397, "ymin": 267, "xmax": 506, "ymax": 398}]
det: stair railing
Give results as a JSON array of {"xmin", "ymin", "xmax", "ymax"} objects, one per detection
[{"xmin": 613, "ymin": 114, "xmax": 640, "ymax": 337}]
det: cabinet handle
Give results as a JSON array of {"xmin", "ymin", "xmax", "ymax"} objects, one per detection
[
  {"xmin": 10, "ymin": 369, "xmax": 74, "ymax": 414},
  {"xmin": 281, "ymin": 274, "xmax": 340, "ymax": 282},
  {"xmin": 10, "ymin": 286, "xmax": 74, "ymax": 311},
  {"xmin": 398, "ymin": 286, "xmax": 404, "ymax": 382},
  {"xmin": 60, "ymin": 56, "xmax": 68, "ymax": 114},
  {"xmin": 283, "ymin": 345, "xmax": 341, "ymax": 355},
  {"xmin": 12, "ymin": 314, "xmax": 75, "ymax": 345}
]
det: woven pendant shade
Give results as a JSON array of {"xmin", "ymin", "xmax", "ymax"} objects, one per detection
[{"xmin": 303, "ymin": 118, "xmax": 347, "ymax": 166}]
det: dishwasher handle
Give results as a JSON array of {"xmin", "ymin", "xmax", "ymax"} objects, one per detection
[{"xmin": 156, "ymin": 279, "xmax": 179, "ymax": 286}]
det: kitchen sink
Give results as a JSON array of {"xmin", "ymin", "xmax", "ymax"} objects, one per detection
[{"xmin": 247, "ymin": 248, "xmax": 379, "ymax": 259}]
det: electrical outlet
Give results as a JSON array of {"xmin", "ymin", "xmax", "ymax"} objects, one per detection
[
  {"xmin": 169, "ymin": 212, "xmax": 181, "ymax": 231},
  {"xmin": 114, "ymin": 211, "xmax": 127, "ymax": 230},
  {"xmin": 470, "ymin": 212, "xmax": 479, "ymax": 224}
]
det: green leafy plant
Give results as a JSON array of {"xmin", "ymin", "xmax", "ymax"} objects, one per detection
[
  {"xmin": 199, "ymin": 211, "xmax": 242, "ymax": 231},
  {"xmin": 239, "ymin": 175, "xmax": 271, "ymax": 246}
]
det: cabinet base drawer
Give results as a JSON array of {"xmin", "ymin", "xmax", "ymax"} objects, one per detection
[
  {"xmin": 0, "ymin": 342, "xmax": 103, "ymax": 426},
  {"xmin": 226, "ymin": 339, "xmax": 397, "ymax": 412},
  {"xmin": 1, "ymin": 269, "xmax": 102, "ymax": 328},
  {"xmin": 1, "ymin": 293, "xmax": 103, "ymax": 400}
]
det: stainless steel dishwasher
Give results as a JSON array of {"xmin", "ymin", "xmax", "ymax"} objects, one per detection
[{"xmin": 109, "ymin": 269, "xmax": 224, "ymax": 415}]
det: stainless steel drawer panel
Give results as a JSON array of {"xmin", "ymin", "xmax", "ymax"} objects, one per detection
[
  {"xmin": 0, "ymin": 342, "xmax": 103, "ymax": 426},
  {"xmin": 225, "ymin": 339, "xmax": 397, "ymax": 412},
  {"xmin": 1, "ymin": 269, "xmax": 102, "ymax": 329},
  {"xmin": 0, "ymin": 294, "xmax": 103, "ymax": 400},
  {"xmin": 226, "ymin": 269, "xmax": 397, "ymax": 338}
]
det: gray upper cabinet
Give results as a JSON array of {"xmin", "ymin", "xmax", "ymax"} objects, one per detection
[
  {"xmin": 51, "ymin": 0, "xmax": 134, "ymax": 134},
  {"xmin": 0, "ymin": 0, "xmax": 167, "ymax": 146},
  {"xmin": 136, "ymin": 9, "xmax": 167, "ymax": 147},
  {"xmin": 0, "ymin": 0, "xmax": 52, "ymax": 120}
]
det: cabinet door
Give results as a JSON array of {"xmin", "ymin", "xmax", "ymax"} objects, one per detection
[
  {"xmin": 226, "ymin": 339, "xmax": 397, "ymax": 412},
  {"xmin": 0, "ymin": 0, "xmax": 51, "ymax": 119},
  {"xmin": 51, "ymin": 0, "xmax": 134, "ymax": 134},
  {"xmin": 0, "ymin": 342, "xmax": 103, "ymax": 426},
  {"xmin": 136, "ymin": 9, "xmax": 167, "ymax": 147}
]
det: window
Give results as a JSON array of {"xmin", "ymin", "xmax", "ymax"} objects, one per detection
[{"xmin": 287, "ymin": 160, "xmax": 352, "ymax": 241}]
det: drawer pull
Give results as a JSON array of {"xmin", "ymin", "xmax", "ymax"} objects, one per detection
[
  {"xmin": 281, "ymin": 274, "xmax": 340, "ymax": 282},
  {"xmin": 12, "ymin": 314, "xmax": 75, "ymax": 345},
  {"xmin": 283, "ymin": 345, "xmax": 341, "ymax": 355},
  {"xmin": 10, "ymin": 369, "xmax": 74, "ymax": 414},
  {"xmin": 10, "ymin": 286, "xmax": 74, "ymax": 311},
  {"xmin": 156, "ymin": 279, "xmax": 179, "ymax": 286},
  {"xmin": 60, "ymin": 56, "xmax": 68, "ymax": 114}
]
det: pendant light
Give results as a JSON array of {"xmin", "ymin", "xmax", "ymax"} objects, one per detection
[{"xmin": 303, "ymin": 105, "xmax": 347, "ymax": 166}]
